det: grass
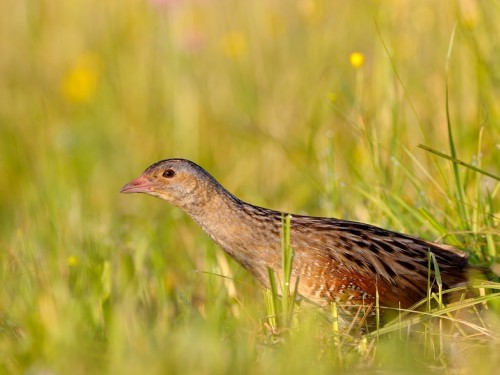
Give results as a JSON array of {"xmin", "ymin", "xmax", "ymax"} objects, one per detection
[{"xmin": 1, "ymin": 0, "xmax": 500, "ymax": 373}]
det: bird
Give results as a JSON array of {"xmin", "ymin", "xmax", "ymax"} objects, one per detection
[{"xmin": 120, "ymin": 158, "xmax": 477, "ymax": 330}]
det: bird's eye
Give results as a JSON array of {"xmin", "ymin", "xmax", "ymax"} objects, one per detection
[{"xmin": 162, "ymin": 169, "xmax": 176, "ymax": 178}]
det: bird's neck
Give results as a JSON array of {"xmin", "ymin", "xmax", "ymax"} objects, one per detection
[{"xmin": 182, "ymin": 185, "xmax": 282, "ymax": 282}]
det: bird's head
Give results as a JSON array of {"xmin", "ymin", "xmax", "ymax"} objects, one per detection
[{"xmin": 120, "ymin": 158, "xmax": 219, "ymax": 210}]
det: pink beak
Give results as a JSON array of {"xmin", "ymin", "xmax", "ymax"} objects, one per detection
[{"xmin": 120, "ymin": 175, "xmax": 154, "ymax": 194}]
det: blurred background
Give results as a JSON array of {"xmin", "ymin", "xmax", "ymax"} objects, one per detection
[{"xmin": 1, "ymin": 0, "xmax": 499, "ymax": 373}]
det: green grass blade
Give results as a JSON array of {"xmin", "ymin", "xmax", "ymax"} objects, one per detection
[
  {"xmin": 418, "ymin": 144, "xmax": 500, "ymax": 182},
  {"xmin": 427, "ymin": 250, "xmax": 432, "ymax": 312},
  {"xmin": 444, "ymin": 22, "xmax": 471, "ymax": 231},
  {"xmin": 281, "ymin": 213, "xmax": 295, "ymax": 327},
  {"xmin": 431, "ymin": 253, "xmax": 443, "ymax": 309},
  {"xmin": 267, "ymin": 267, "xmax": 280, "ymax": 329}
]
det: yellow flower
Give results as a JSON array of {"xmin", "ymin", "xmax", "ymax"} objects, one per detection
[
  {"xmin": 61, "ymin": 53, "xmax": 101, "ymax": 103},
  {"xmin": 349, "ymin": 52, "xmax": 365, "ymax": 69},
  {"xmin": 221, "ymin": 31, "xmax": 247, "ymax": 59},
  {"xmin": 67, "ymin": 255, "xmax": 78, "ymax": 266}
]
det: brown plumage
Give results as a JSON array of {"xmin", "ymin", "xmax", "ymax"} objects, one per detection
[{"xmin": 120, "ymin": 158, "xmax": 474, "ymax": 329}]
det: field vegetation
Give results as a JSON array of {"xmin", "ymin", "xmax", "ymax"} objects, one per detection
[{"xmin": 1, "ymin": 1, "xmax": 499, "ymax": 373}]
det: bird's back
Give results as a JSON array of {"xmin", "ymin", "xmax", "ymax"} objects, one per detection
[
  {"xmin": 290, "ymin": 216, "xmax": 468, "ymax": 305},
  {"xmin": 225, "ymin": 202, "xmax": 473, "ymax": 329}
]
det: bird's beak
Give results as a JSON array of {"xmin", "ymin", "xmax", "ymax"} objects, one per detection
[{"xmin": 120, "ymin": 175, "xmax": 154, "ymax": 194}]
